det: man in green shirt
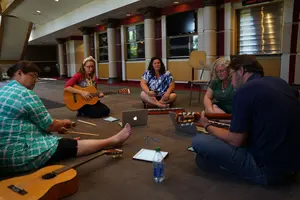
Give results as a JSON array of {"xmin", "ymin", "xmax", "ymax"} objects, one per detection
[
  {"xmin": 203, "ymin": 58, "xmax": 235, "ymax": 114},
  {"xmin": 0, "ymin": 61, "xmax": 131, "ymax": 175}
]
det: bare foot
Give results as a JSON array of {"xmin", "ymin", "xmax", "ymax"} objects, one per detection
[
  {"xmin": 112, "ymin": 123, "xmax": 132, "ymax": 145},
  {"xmin": 157, "ymin": 103, "xmax": 169, "ymax": 108}
]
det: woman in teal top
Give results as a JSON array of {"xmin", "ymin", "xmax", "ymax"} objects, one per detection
[{"xmin": 203, "ymin": 57, "xmax": 235, "ymax": 114}]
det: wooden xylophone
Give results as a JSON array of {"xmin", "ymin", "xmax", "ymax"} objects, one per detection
[{"xmin": 148, "ymin": 107, "xmax": 185, "ymax": 115}]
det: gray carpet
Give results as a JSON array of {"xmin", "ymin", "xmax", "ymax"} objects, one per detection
[
  {"xmin": 2, "ymin": 80, "xmax": 300, "ymax": 200},
  {"xmin": 40, "ymin": 97, "xmax": 65, "ymax": 109}
]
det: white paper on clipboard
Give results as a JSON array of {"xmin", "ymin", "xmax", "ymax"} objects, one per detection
[{"xmin": 133, "ymin": 148, "xmax": 168, "ymax": 162}]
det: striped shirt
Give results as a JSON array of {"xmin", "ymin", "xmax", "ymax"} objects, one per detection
[{"xmin": 0, "ymin": 80, "xmax": 60, "ymax": 174}]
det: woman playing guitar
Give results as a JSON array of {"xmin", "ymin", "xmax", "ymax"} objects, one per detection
[{"xmin": 64, "ymin": 56, "xmax": 110, "ymax": 118}]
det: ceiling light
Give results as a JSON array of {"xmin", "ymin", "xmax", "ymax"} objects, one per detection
[
  {"xmin": 55, "ymin": 0, "xmax": 59, "ymax": 1},
  {"xmin": 36, "ymin": 10, "xmax": 41, "ymax": 13},
  {"xmin": 126, "ymin": 13, "xmax": 131, "ymax": 16},
  {"xmin": 174, "ymin": 1, "xmax": 179, "ymax": 4}
]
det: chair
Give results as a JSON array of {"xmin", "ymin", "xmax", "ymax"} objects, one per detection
[{"xmin": 188, "ymin": 51, "xmax": 213, "ymax": 106}]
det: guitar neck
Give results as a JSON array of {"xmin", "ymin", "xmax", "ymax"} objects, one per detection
[
  {"xmin": 54, "ymin": 151, "xmax": 106, "ymax": 175},
  {"xmin": 205, "ymin": 113, "xmax": 232, "ymax": 120},
  {"xmin": 192, "ymin": 112, "xmax": 232, "ymax": 120},
  {"xmin": 89, "ymin": 90, "xmax": 119, "ymax": 97},
  {"xmin": 102, "ymin": 90, "xmax": 120, "ymax": 95}
]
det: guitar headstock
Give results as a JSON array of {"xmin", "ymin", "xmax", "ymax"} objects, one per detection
[
  {"xmin": 118, "ymin": 88, "xmax": 131, "ymax": 95},
  {"xmin": 175, "ymin": 112, "xmax": 200, "ymax": 126},
  {"xmin": 103, "ymin": 149, "xmax": 123, "ymax": 158}
]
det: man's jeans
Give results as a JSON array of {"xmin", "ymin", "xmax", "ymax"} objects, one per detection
[{"xmin": 192, "ymin": 134, "xmax": 290, "ymax": 185}]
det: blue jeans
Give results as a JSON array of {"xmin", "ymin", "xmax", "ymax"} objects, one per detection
[{"xmin": 192, "ymin": 134, "xmax": 290, "ymax": 185}]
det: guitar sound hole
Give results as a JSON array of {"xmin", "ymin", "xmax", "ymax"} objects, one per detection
[
  {"xmin": 42, "ymin": 172, "xmax": 56, "ymax": 179},
  {"xmin": 72, "ymin": 94, "xmax": 77, "ymax": 103}
]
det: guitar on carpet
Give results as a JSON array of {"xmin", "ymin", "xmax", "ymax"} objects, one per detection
[
  {"xmin": 64, "ymin": 85, "xmax": 131, "ymax": 111},
  {"xmin": 0, "ymin": 149, "xmax": 123, "ymax": 200}
]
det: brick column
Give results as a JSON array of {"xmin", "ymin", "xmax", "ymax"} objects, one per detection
[
  {"xmin": 104, "ymin": 18, "xmax": 119, "ymax": 84},
  {"xmin": 56, "ymin": 38, "xmax": 67, "ymax": 78},
  {"xmin": 203, "ymin": 0, "xmax": 217, "ymax": 65},
  {"xmin": 79, "ymin": 27, "xmax": 93, "ymax": 58},
  {"xmin": 138, "ymin": 7, "xmax": 159, "ymax": 68}
]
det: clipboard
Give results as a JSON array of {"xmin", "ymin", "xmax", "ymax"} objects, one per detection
[{"xmin": 133, "ymin": 148, "xmax": 168, "ymax": 162}]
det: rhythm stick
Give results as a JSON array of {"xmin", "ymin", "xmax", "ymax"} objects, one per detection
[
  {"xmin": 66, "ymin": 131, "xmax": 99, "ymax": 136},
  {"xmin": 77, "ymin": 119, "xmax": 97, "ymax": 126}
]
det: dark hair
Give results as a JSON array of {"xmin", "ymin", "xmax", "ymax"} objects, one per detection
[
  {"xmin": 229, "ymin": 55, "xmax": 264, "ymax": 76},
  {"xmin": 147, "ymin": 57, "xmax": 166, "ymax": 75},
  {"xmin": 7, "ymin": 61, "xmax": 40, "ymax": 78}
]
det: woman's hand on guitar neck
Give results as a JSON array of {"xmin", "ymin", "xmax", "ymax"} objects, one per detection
[
  {"xmin": 80, "ymin": 91, "xmax": 92, "ymax": 100},
  {"xmin": 199, "ymin": 111, "xmax": 210, "ymax": 128}
]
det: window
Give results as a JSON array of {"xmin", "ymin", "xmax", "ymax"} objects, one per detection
[
  {"xmin": 126, "ymin": 24, "xmax": 145, "ymax": 60},
  {"xmin": 166, "ymin": 11, "xmax": 197, "ymax": 58},
  {"xmin": 98, "ymin": 32, "xmax": 108, "ymax": 62},
  {"xmin": 237, "ymin": 3, "xmax": 283, "ymax": 55},
  {"xmin": 168, "ymin": 35, "xmax": 198, "ymax": 58}
]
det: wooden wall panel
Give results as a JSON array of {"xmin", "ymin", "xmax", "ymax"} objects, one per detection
[
  {"xmin": 167, "ymin": 60, "xmax": 192, "ymax": 81},
  {"xmin": 126, "ymin": 62, "xmax": 145, "ymax": 80},
  {"xmin": 98, "ymin": 63, "xmax": 109, "ymax": 78},
  {"xmin": 257, "ymin": 56, "xmax": 281, "ymax": 77}
]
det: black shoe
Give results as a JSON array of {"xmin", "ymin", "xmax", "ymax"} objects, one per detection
[{"xmin": 77, "ymin": 111, "xmax": 83, "ymax": 117}]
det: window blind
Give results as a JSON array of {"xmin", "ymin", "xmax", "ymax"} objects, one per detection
[{"xmin": 238, "ymin": 3, "xmax": 283, "ymax": 55}]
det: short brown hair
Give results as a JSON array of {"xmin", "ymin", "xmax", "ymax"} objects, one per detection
[
  {"xmin": 229, "ymin": 55, "xmax": 264, "ymax": 76},
  {"xmin": 7, "ymin": 61, "xmax": 40, "ymax": 78}
]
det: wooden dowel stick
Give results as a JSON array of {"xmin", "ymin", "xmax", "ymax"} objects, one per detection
[
  {"xmin": 77, "ymin": 119, "xmax": 97, "ymax": 126},
  {"xmin": 67, "ymin": 131, "xmax": 99, "ymax": 136}
]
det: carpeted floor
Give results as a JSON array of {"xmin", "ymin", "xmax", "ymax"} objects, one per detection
[
  {"xmin": 40, "ymin": 97, "xmax": 65, "ymax": 109},
  {"xmin": 2, "ymin": 79, "xmax": 300, "ymax": 200}
]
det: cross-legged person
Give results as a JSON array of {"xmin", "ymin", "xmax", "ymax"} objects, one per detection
[
  {"xmin": 192, "ymin": 55, "xmax": 300, "ymax": 186},
  {"xmin": 140, "ymin": 57, "xmax": 177, "ymax": 108}
]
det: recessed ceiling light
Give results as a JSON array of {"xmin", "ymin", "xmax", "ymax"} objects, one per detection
[
  {"xmin": 36, "ymin": 10, "xmax": 41, "ymax": 13},
  {"xmin": 174, "ymin": 1, "xmax": 179, "ymax": 4},
  {"xmin": 55, "ymin": 0, "xmax": 59, "ymax": 1}
]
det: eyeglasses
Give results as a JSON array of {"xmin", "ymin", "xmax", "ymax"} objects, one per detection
[
  {"xmin": 27, "ymin": 73, "xmax": 38, "ymax": 79},
  {"xmin": 85, "ymin": 65, "xmax": 95, "ymax": 69},
  {"xmin": 216, "ymin": 69, "xmax": 227, "ymax": 74}
]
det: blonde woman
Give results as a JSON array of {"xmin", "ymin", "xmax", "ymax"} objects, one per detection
[
  {"xmin": 64, "ymin": 56, "xmax": 110, "ymax": 118},
  {"xmin": 203, "ymin": 57, "xmax": 235, "ymax": 114}
]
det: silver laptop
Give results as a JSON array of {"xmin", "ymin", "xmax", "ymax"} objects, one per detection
[
  {"xmin": 122, "ymin": 109, "xmax": 148, "ymax": 127},
  {"xmin": 169, "ymin": 112, "xmax": 198, "ymax": 134}
]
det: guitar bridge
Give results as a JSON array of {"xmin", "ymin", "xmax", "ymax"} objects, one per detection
[{"xmin": 8, "ymin": 185, "xmax": 28, "ymax": 195}]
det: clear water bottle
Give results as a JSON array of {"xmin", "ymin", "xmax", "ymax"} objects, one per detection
[{"xmin": 153, "ymin": 147, "xmax": 165, "ymax": 183}]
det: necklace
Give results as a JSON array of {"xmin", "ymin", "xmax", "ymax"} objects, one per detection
[
  {"xmin": 221, "ymin": 81, "xmax": 227, "ymax": 93},
  {"xmin": 86, "ymin": 77, "xmax": 93, "ymax": 86}
]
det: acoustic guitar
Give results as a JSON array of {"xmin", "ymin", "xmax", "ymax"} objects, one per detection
[
  {"xmin": 0, "ymin": 149, "xmax": 123, "ymax": 200},
  {"xmin": 64, "ymin": 85, "xmax": 130, "ymax": 111},
  {"xmin": 175, "ymin": 112, "xmax": 231, "ymax": 128}
]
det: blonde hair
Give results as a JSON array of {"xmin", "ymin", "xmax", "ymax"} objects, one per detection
[
  {"xmin": 211, "ymin": 57, "xmax": 230, "ymax": 80},
  {"xmin": 79, "ymin": 56, "xmax": 97, "ymax": 78}
]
